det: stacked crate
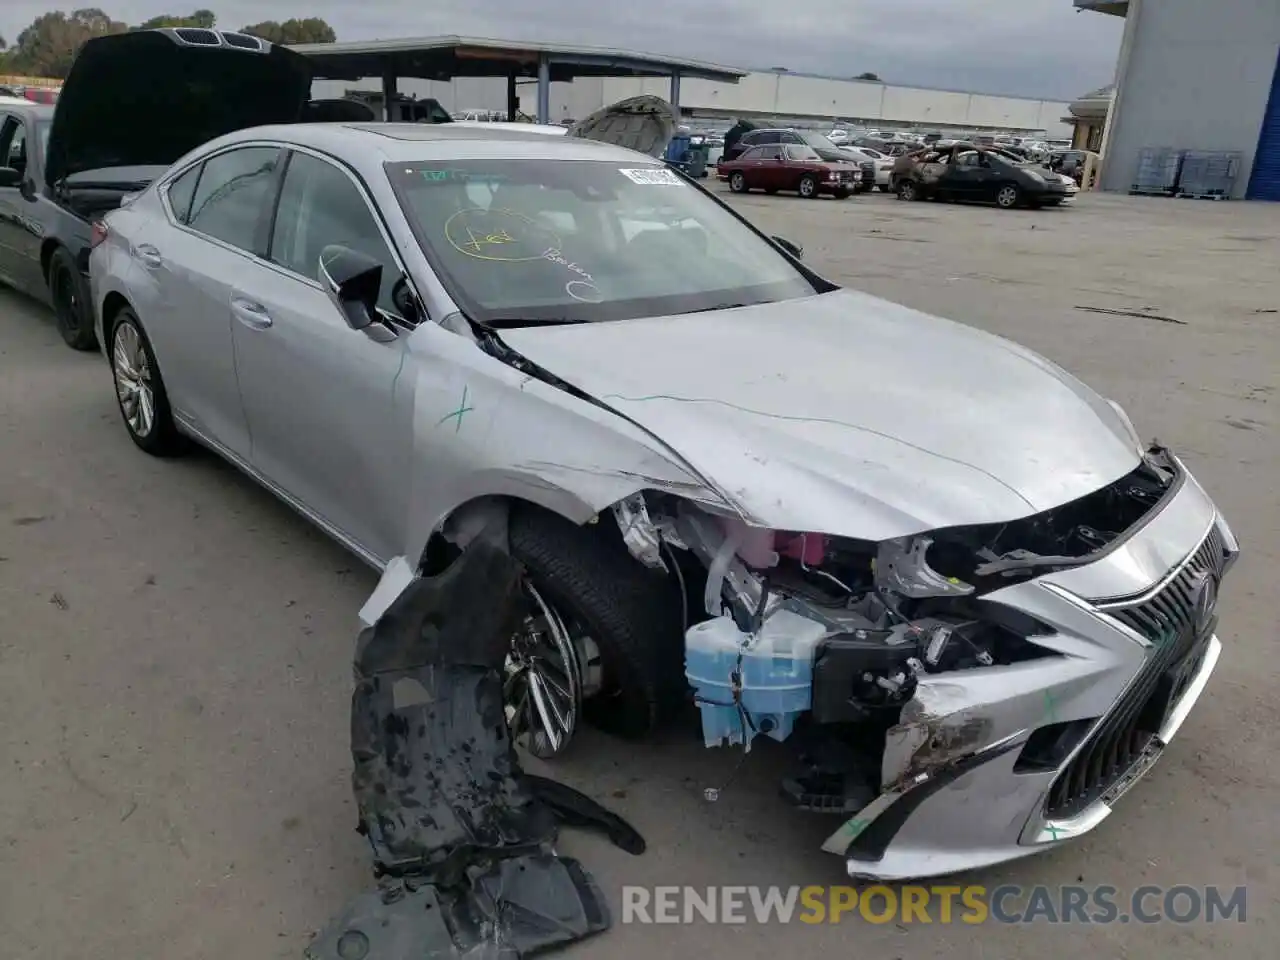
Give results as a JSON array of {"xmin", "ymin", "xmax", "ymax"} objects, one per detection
[
  {"xmin": 1129, "ymin": 147, "xmax": 1183, "ymax": 196},
  {"xmin": 1176, "ymin": 151, "xmax": 1241, "ymax": 199}
]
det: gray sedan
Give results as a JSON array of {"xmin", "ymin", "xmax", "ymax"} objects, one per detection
[{"xmin": 89, "ymin": 122, "xmax": 1238, "ymax": 880}]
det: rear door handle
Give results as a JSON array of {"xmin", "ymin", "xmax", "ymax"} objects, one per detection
[
  {"xmin": 231, "ymin": 296, "xmax": 273, "ymax": 329},
  {"xmin": 134, "ymin": 243, "xmax": 163, "ymax": 269}
]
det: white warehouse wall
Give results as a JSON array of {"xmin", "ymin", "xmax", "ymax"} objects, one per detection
[
  {"xmin": 313, "ymin": 71, "xmax": 1071, "ymax": 136},
  {"xmin": 1100, "ymin": 0, "xmax": 1280, "ymax": 196}
]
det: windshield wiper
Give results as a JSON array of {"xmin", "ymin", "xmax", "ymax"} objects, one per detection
[
  {"xmin": 684, "ymin": 302, "xmax": 753, "ymax": 314},
  {"xmin": 480, "ymin": 316, "xmax": 592, "ymax": 329}
]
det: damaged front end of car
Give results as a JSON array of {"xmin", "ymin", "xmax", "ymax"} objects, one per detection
[{"xmin": 611, "ymin": 444, "xmax": 1239, "ymax": 880}]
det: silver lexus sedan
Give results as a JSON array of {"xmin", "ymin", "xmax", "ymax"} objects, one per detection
[{"xmin": 89, "ymin": 121, "xmax": 1238, "ymax": 880}]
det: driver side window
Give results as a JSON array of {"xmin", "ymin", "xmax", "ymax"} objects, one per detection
[
  {"xmin": 0, "ymin": 116, "xmax": 28, "ymax": 177},
  {"xmin": 269, "ymin": 151, "xmax": 401, "ymax": 316}
]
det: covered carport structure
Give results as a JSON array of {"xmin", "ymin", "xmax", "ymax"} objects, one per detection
[{"xmin": 289, "ymin": 35, "xmax": 746, "ymax": 124}]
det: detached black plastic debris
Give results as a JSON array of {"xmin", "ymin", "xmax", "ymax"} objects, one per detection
[{"xmin": 308, "ymin": 543, "xmax": 641, "ymax": 960}]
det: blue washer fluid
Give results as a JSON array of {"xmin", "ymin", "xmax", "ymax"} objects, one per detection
[{"xmin": 684, "ymin": 609, "xmax": 829, "ymax": 750}]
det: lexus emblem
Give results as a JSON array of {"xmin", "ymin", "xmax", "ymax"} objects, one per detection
[{"xmin": 1191, "ymin": 572, "xmax": 1219, "ymax": 637}]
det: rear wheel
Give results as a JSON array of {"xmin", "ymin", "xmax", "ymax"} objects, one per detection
[
  {"xmin": 898, "ymin": 179, "xmax": 919, "ymax": 201},
  {"xmin": 108, "ymin": 307, "xmax": 185, "ymax": 456},
  {"xmin": 507, "ymin": 506, "xmax": 686, "ymax": 753},
  {"xmin": 996, "ymin": 184, "xmax": 1022, "ymax": 209},
  {"xmin": 798, "ymin": 175, "xmax": 819, "ymax": 199},
  {"xmin": 729, "ymin": 171, "xmax": 748, "ymax": 193},
  {"xmin": 48, "ymin": 247, "xmax": 96, "ymax": 350}
]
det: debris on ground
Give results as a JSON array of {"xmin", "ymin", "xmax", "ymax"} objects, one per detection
[
  {"xmin": 1074, "ymin": 304, "xmax": 1186, "ymax": 325},
  {"xmin": 307, "ymin": 542, "xmax": 642, "ymax": 960}
]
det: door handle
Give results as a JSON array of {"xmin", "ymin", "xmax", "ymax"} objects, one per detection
[
  {"xmin": 134, "ymin": 243, "xmax": 163, "ymax": 269},
  {"xmin": 231, "ymin": 297, "xmax": 273, "ymax": 329}
]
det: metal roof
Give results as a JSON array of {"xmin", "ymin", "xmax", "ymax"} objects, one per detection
[{"xmin": 289, "ymin": 35, "xmax": 747, "ymax": 84}]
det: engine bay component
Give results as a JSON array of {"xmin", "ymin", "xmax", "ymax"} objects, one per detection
[
  {"xmin": 875, "ymin": 536, "xmax": 973, "ymax": 598},
  {"xmin": 684, "ymin": 609, "xmax": 829, "ymax": 750},
  {"xmin": 311, "ymin": 543, "xmax": 644, "ymax": 960},
  {"xmin": 612, "ymin": 493, "xmax": 666, "ymax": 570}
]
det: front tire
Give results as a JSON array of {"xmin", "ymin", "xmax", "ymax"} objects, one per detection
[
  {"xmin": 996, "ymin": 184, "xmax": 1022, "ymax": 209},
  {"xmin": 48, "ymin": 247, "xmax": 96, "ymax": 350},
  {"xmin": 107, "ymin": 307, "xmax": 184, "ymax": 456},
  {"xmin": 729, "ymin": 171, "xmax": 748, "ymax": 193},
  {"xmin": 508, "ymin": 506, "xmax": 686, "ymax": 746},
  {"xmin": 898, "ymin": 179, "xmax": 919, "ymax": 201},
  {"xmin": 798, "ymin": 175, "xmax": 819, "ymax": 199}
]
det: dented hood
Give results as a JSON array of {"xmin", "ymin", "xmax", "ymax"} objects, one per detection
[{"xmin": 500, "ymin": 289, "xmax": 1143, "ymax": 541}]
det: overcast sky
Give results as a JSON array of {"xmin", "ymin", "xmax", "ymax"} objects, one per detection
[{"xmin": 1, "ymin": 1, "xmax": 1123, "ymax": 101}]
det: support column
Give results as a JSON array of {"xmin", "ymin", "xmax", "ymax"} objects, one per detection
[
  {"xmin": 507, "ymin": 72, "xmax": 519, "ymax": 121},
  {"xmin": 537, "ymin": 53, "xmax": 551, "ymax": 124},
  {"xmin": 381, "ymin": 68, "xmax": 398, "ymax": 122},
  {"xmin": 670, "ymin": 70, "xmax": 681, "ymax": 113}
]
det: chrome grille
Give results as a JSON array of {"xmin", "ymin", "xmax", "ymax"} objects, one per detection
[{"xmin": 1043, "ymin": 523, "xmax": 1229, "ymax": 819}]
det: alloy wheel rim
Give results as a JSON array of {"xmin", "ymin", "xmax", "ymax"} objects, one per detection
[
  {"xmin": 801, "ymin": 179, "xmax": 815, "ymax": 196},
  {"xmin": 504, "ymin": 582, "xmax": 598, "ymax": 758},
  {"xmin": 112, "ymin": 322, "xmax": 155, "ymax": 438},
  {"xmin": 731, "ymin": 173, "xmax": 744, "ymax": 190},
  {"xmin": 998, "ymin": 187, "xmax": 1017, "ymax": 207}
]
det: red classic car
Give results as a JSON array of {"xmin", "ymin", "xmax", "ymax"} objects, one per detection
[{"xmin": 718, "ymin": 143, "xmax": 860, "ymax": 199}]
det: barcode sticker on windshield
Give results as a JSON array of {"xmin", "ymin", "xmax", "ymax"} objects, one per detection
[{"xmin": 619, "ymin": 167, "xmax": 683, "ymax": 185}]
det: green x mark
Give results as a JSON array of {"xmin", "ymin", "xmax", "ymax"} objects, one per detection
[
  {"xmin": 1045, "ymin": 823, "xmax": 1065, "ymax": 841},
  {"xmin": 841, "ymin": 818, "xmax": 870, "ymax": 840},
  {"xmin": 1042, "ymin": 689, "xmax": 1059, "ymax": 724},
  {"xmin": 437, "ymin": 385, "xmax": 475, "ymax": 433}
]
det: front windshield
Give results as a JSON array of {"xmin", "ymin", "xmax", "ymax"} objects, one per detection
[
  {"xmin": 786, "ymin": 145, "xmax": 822, "ymax": 161},
  {"xmin": 385, "ymin": 159, "xmax": 817, "ymax": 325},
  {"xmin": 799, "ymin": 131, "xmax": 840, "ymax": 151},
  {"xmin": 860, "ymin": 147, "xmax": 885, "ymax": 159}
]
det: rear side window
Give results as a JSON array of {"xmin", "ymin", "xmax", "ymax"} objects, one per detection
[
  {"xmin": 165, "ymin": 165, "xmax": 201, "ymax": 224},
  {"xmin": 740, "ymin": 132, "xmax": 761, "ymax": 145},
  {"xmin": 187, "ymin": 147, "xmax": 282, "ymax": 254}
]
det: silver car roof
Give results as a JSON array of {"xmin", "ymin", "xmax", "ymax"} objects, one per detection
[{"xmin": 204, "ymin": 122, "xmax": 658, "ymax": 167}]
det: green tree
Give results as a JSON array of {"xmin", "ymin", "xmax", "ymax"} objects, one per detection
[
  {"xmin": 136, "ymin": 10, "xmax": 217, "ymax": 30},
  {"xmin": 240, "ymin": 18, "xmax": 337, "ymax": 45},
  {"xmin": 855, "ymin": 72, "xmax": 882, "ymax": 81},
  {"xmin": 8, "ymin": 8, "xmax": 127, "ymax": 78}
]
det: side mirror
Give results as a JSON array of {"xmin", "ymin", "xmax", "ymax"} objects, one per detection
[
  {"xmin": 772, "ymin": 235, "xmax": 803, "ymax": 260},
  {"xmin": 318, "ymin": 245, "xmax": 396, "ymax": 342},
  {"xmin": 0, "ymin": 166, "xmax": 22, "ymax": 188}
]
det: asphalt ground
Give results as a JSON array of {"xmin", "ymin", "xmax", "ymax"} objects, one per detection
[{"xmin": 1, "ymin": 188, "xmax": 1276, "ymax": 958}]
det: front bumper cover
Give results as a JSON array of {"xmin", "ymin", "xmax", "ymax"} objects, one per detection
[{"xmin": 821, "ymin": 462, "xmax": 1235, "ymax": 880}]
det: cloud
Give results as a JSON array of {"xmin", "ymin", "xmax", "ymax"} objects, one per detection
[{"xmin": 1, "ymin": 0, "xmax": 1123, "ymax": 99}]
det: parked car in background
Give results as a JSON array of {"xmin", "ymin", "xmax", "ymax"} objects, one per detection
[
  {"xmin": 897, "ymin": 143, "xmax": 1075, "ymax": 208},
  {"xmin": 0, "ymin": 28, "xmax": 312, "ymax": 350},
  {"xmin": 839, "ymin": 144, "xmax": 895, "ymax": 191},
  {"xmin": 719, "ymin": 143, "xmax": 859, "ymax": 198},
  {"xmin": 1047, "ymin": 149, "xmax": 1091, "ymax": 185}
]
